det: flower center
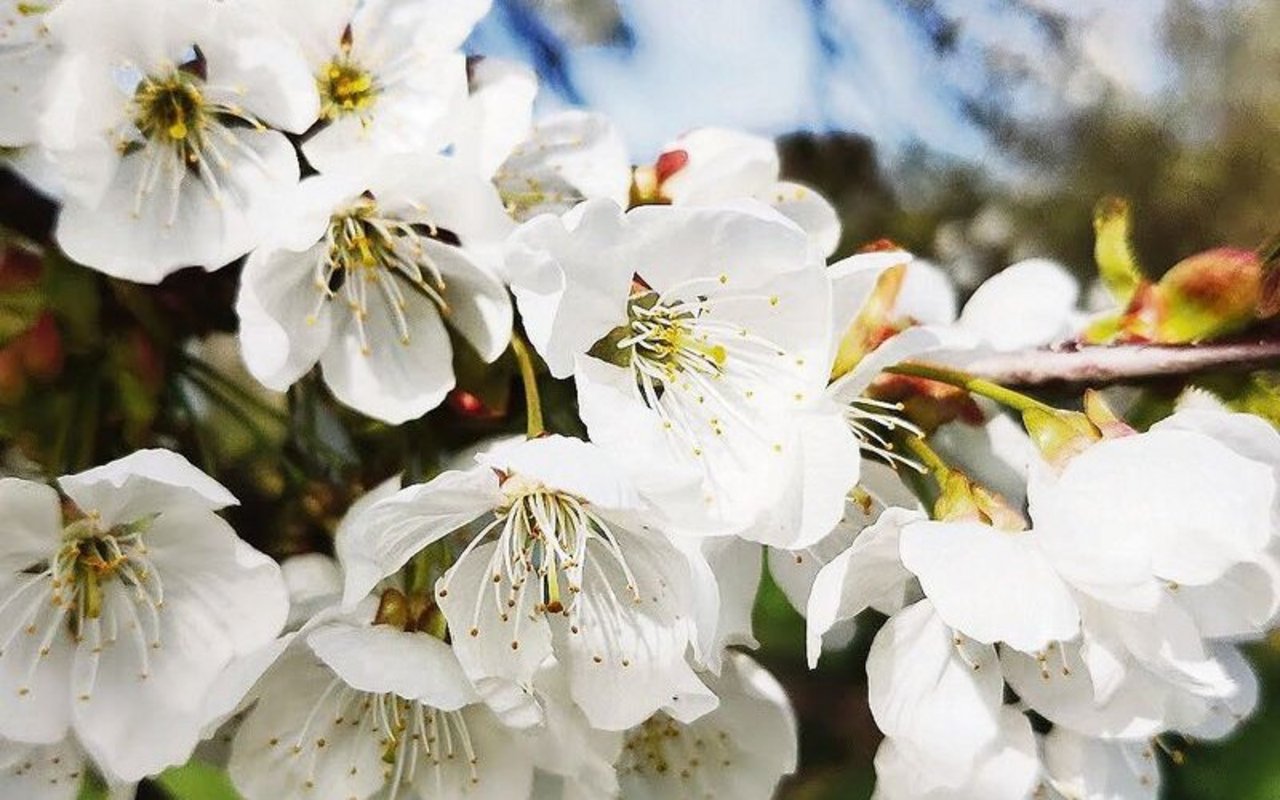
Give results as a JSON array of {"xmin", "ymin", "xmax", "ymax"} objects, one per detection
[
  {"xmin": 119, "ymin": 52, "xmax": 267, "ymax": 225},
  {"xmin": 308, "ymin": 197, "xmax": 450, "ymax": 355},
  {"xmin": 604, "ymin": 285, "xmax": 794, "ymax": 469},
  {"xmin": 317, "ymin": 26, "xmax": 378, "ymax": 122},
  {"xmin": 439, "ymin": 478, "xmax": 641, "ymax": 647},
  {"xmin": 619, "ymin": 713, "xmax": 734, "ymax": 784},
  {"xmin": 621, "ymin": 295, "xmax": 728, "ymax": 388},
  {"xmin": 318, "ymin": 57, "xmax": 378, "ymax": 121},
  {"xmin": 50, "ymin": 514, "xmax": 160, "ymax": 640},
  {"xmin": 133, "ymin": 72, "xmax": 207, "ymax": 163}
]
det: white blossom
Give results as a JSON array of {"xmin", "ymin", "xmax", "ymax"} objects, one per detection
[
  {"xmin": 0, "ymin": 449, "xmax": 288, "ymax": 782},
  {"xmin": 266, "ymin": 0, "xmax": 489, "ymax": 173},
  {"xmin": 41, "ymin": 0, "xmax": 317, "ymax": 281},
  {"xmin": 506, "ymin": 200, "xmax": 860, "ymax": 546},
  {"xmin": 456, "ymin": 59, "xmax": 631, "ymax": 225},
  {"xmin": 336, "ymin": 435, "xmax": 716, "ymax": 731},
  {"xmin": 236, "ymin": 154, "xmax": 513, "ymax": 424},
  {"xmin": 229, "ymin": 596, "xmax": 534, "ymax": 800}
]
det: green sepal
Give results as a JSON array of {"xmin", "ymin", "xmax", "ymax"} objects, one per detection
[{"xmin": 1092, "ymin": 197, "xmax": 1145, "ymax": 305}]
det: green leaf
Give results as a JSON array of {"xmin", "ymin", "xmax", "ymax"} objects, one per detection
[
  {"xmin": 1092, "ymin": 196, "xmax": 1145, "ymax": 305},
  {"xmin": 155, "ymin": 762, "xmax": 242, "ymax": 800}
]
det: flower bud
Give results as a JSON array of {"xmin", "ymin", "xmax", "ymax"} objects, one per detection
[
  {"xmin": 1155, "ymin": 247, "xmax": 1262, "ymax": 343},
  {"xmin": 1022, "ymin": 406, "xmax": 1100, "ymax": 465}
]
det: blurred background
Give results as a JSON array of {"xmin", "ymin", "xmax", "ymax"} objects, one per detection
[{"xmin": 466, "ymin": 1, "xmax": 1280, "ymax": 797}]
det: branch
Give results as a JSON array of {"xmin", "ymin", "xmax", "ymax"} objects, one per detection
[{"xmin": 949, "ymin": 338, "xmax": 1280, "ymax": 388}]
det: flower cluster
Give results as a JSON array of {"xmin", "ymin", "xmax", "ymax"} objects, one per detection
[{"xmin": 3, "ymin": 1, "xmax": 1279, "ymax": 798}]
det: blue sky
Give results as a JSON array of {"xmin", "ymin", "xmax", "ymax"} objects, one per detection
[{"xmin": 469, "ymin": 0, "xmax": 1182, "ymax": 166}]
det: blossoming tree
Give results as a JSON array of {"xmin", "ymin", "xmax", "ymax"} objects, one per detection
[{"xmin": 2, "ymin": 1, "xmax": 1279, "ymax": 798}]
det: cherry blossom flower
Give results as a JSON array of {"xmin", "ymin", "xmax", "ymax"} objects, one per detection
[
  {"xmin": 41, "ymin": 0, "xmax": 316, "ymax": 281},
  {"xmin": 229, "ymin": 594, "xmax": 534, "ymax": 800},
  {"xmin": 455, "ymin": 59, "xmax": 631, "ymax": 225},
  {"xmin": 266, "ymin": 0, "xmax": 489, "ymax": 173},
  {"xmin": 235, "ymin": 155, "xmax": 513, "ymax": 424},
  {"xmin": 506, "ymin": 200, "xmax": 860, "ymax": 546},
  {"xmin": 336, "ymin": 435, "xmax": 715, "ymax": 731},
  {"xmin": 0, "ymin": 449, "xmax": 288, "ymax": 782}
]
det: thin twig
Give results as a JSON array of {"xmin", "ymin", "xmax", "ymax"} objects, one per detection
[{"xmin": 940, "ymin": 338, "xmax": 1280, "ymax": 389}]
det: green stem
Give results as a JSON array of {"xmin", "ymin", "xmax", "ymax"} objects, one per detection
[
  {"xmin": 885, "ymin": 360, "xmax": 1057, "ymax": 415},
  {"xmin": 900, "ymin": 435, "xmax": 951, "ymax": 478},
  {"xmin": 510, "ymin": 334, "xmax": 544, "ymax": 438}
]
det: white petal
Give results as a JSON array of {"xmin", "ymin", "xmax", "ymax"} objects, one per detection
[
  {"xmin": 626, "ymin": 203, "xmax": 813, "ymax": 295},
  {"xmin": 423, "ymin": 239, "xmax": 512, "ymax": 363},
  {"xmin": 436, "ymin": 542, "xmax": 553, "ymax": 720},
  {"xmin": 898, "ymin": 520, "xmax": 1079, "ymax": 653},
  {"xmin": 58, "ymin": 449, "xmax": 237, "ymax": 528},
  {"xmin": 235, "ymin": 242, "xmax": 333, "ymax": 392},
  {"xmin": 200, "ymin": 5, "xmax": 320, "ymax": 133},
  {"xmin": 1179, "ymin": 643, "xmax": 1258, "ymax": 741},
  {"xmin": 454, "ymin": 57, "xmax": 537, "ymax": 178},
  {"xmin": 559, "ymin": 528, "xmax": 711, "ymax": 730},
  {"xmin": 805, "ymin": 508, "xmax": 920, "ymax": 667},
  {"xmin": 0, "ymin": 478, "xmax": 61, "ymax": 571},
  {"xmin": 281, "ymin": 554, "xmax": 345, "ymax": 629},
  {"xmin": 0, "ymin": 576, "xmax": 74, "ymax": 744},
  {"xmin": 1038, "ymin": 429, "xmax": 1275, "ymax": 588},
  {"xmin": 958, "ymin": 259, "xmax": 1079, "ymax": 350},
  {"xmin": 0, "ymin": 737, "xmax": 92, "ymax": 800},
  {"xmin": 55, "ymin": 128, "xmax": 299, "ymax": 281},
  {"xmin": 701, "ymin": 537, "xmax": 757, "ymax": 665},
  {"xmin": 749, "ymin": 408, "xmax": 862, "ymax": 550},
  {"xmin": 658, "ymin": 128, "xmax": 779, "ymax": 204},
  {"xmin": 1043, "ymin": 728, "xmax": 1160, "ymax": 800},
  {"xmin": 336, "ymin": 467, "xmax": 498, "ymax": 607},
  {"xmin": 0, "ymin": 7, "xmax": 58, "ymax": 147},
  {"xmin": 874, "ymin": 707, "xmax": 1037, "ymax": 800},
  {"xmin": 318, "ymin": 283, "xmax": 455, "ymax": 424},
  {"xmin": 897, "ymin": 259, "xmax": 958, "ymax": 325},
  {"xmin": 1176, "ymin": 556, "xmax": 1280, "ymax": 640},
  {"xmin": 767, "ymin": 180, "xmax": 841, "ymax": 257},
  {"xmin": 865, "ymin": 600, "xmax": 1002, "ymax": 787},
  {"xmin": 570, "ymin": 355, "xmax": 706, "ymax": 517},
  {"xmin": 505, "ymin": 199, "xmax": 635, "ymax": 379},
  {"xmin": 476, "ymin": 435, "xmax": 642, "ymax": 512},
  {"xmin": 306, "ymin": 617, "xmax": 477, "ymax": 711}
]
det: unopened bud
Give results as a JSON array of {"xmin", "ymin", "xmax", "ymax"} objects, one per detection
[
  {"xmin": 1155, "ymin": 247, "xmax": 1261, "ymax": 343},
  {"xmin": 1022, "ymin": 407, "xmax": 1100, "ymax": 465}
]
